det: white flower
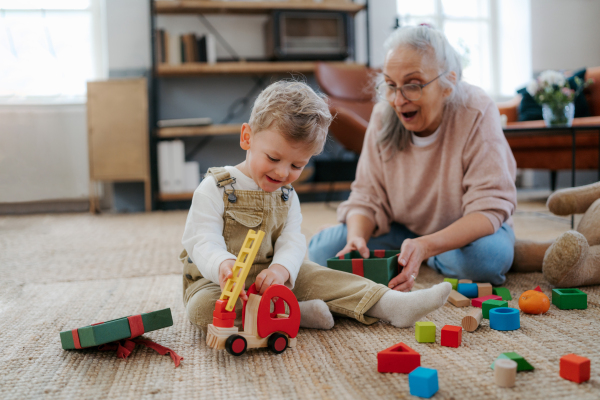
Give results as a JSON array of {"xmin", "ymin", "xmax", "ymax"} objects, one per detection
[
  {"xmin": 538, "ymin": 70, "xmax": 566, "ymax": 87},
  {"xmin": 526, "ymin": 80, "xmax": 539, "ymax": 96}
]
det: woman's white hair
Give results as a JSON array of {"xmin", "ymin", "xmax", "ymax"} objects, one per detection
[{"xmin": 379, "ymin": 25, "xmax": 467, "ymax": 154}]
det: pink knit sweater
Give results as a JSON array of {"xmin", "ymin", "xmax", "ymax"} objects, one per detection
[{"xmin": 337, "ymin": 83, "xmax": 517, "ymax": 237}]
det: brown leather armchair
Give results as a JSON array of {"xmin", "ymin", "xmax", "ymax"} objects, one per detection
[
  {"xmin": 315, "ymin": 62, "xmax": 379, "ymax": 154},
  {"xmin": 498, "ymin": 66, "xmax": 600, "ymax": 188}
]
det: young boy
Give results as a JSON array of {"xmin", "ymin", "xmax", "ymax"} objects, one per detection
[{"xmin": 180, "ymin": 81, "xmax": 451, "ymax": 333}]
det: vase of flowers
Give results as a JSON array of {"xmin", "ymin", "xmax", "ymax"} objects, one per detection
[{"xmin": 526, "ymin": 70, "xmax": 592, "ymax": 127}]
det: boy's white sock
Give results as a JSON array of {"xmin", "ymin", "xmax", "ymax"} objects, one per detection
[
  {"xmin": 366, "ymin": 282, "xmax": 452, "ymax": 328},
  {"xmin": 298, "ymin": 299, "xmax": 335, "ymax": 329}
]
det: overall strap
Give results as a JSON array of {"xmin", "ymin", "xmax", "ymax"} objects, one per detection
[
  {"xmin": 206, "ymin": 167, "xmax": 238, "ymax": 203},
  {"xmin": 206, "ymin": 167, "xmax": 235, "ymax": 188}
]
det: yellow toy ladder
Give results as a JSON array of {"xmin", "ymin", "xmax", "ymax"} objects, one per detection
[{"xmin": 220, "ymin": 229, "xmax": 265, "ymax": 311}]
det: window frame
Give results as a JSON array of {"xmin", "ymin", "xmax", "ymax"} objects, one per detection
[
  {"xmin": 396, "ymin": 0, "xmax": 502, "ymax": 97},
  {"xmin": 0, "ymin": 0, "xmax": 107, "ymax": 105}
]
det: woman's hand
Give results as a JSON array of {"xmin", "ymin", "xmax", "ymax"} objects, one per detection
[
  {"xmin": 388, "ymin": 238, "xmax": 429, "ymax": 292},
  {"xmin": 255, "ymin": 264, "xmax": 290, "ymax": 295},
  {"xmin": 335, "ymin": 237, "xmax": 370, "ymax": 259},
  {"xmin": 218, "ymin": 259, "xmax": 248, "ymax": 301}
]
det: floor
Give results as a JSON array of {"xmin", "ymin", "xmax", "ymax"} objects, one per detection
[{"xmin": 1, "ymin": 193, "xmax": 597, "ymax": 400}]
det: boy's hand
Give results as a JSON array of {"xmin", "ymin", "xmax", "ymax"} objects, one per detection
[
  {"xmin": 255, "ymin": 264, "xmax": 290, "ymax": 295},
  {"xmin": 218, "ymin": 259, "xmax": 248, "ymax": 302}
]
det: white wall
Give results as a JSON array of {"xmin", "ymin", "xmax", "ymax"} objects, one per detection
[
  {"xmin": 0, "ymin": 105, "xmax": 89, "ymax": 203},
  {"xmin": 106, "ymin": 0, "xmax": 151, "ymax": 70},
  {"xmin": 531, "ymin": 0, "xmax": 600, "ymax": 71}
]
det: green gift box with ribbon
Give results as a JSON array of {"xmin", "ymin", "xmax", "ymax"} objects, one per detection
[
  {"xmin": 60, "ymin": 308, "xmax": 173, "ymax": 350},
  {"xmin": 326, "ymin": 250, "xmax": 400, "ymax": 285}
]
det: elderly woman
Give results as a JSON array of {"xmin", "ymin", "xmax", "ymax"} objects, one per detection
[{"xmin": 309, "ymin": 25, "xmax": 517, "ymax": 291}]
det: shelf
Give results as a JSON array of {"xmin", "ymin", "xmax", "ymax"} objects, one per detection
[
  {"xmin": 157, "ymin": 181, "xmax": 353, "ymax": 201},
  {"xmin": 157, "ymin": 123, "xmax": 242, "ymax": 138},
  {"xmin": 155, "ymin": 1, "xmax": 365, "ymax": 15},
  {"xmin": 156, "ymin": 61, "xmax": 360, "ymax": 76}
]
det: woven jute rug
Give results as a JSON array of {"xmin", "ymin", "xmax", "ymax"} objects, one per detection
[{"xmin": 0, "ymin": 206, "xmax": 598, "ymax": 400}]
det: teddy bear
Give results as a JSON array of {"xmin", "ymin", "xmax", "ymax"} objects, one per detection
[{"xmin": 512, "ymin": 181, "xmax": 600, "ymax": 287}]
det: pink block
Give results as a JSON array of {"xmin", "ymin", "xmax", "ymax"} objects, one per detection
[{"xmin": 471, "ymin": 294, "xmax": 502, "ymax": 308}]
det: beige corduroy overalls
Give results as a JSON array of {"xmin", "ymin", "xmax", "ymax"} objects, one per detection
[{"xmin": 180, "ymin": 167, "xmax": 389, "ymax": 333}]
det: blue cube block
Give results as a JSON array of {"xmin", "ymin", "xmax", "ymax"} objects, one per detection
[
  {"xmin": 457, "ymin": 283, "xmax": 478, "ymax": 298},
  {"xmin": 489, "ymin": 307, "xmax": 520, "ymax": 331},
  {"xmin": 409, "ymin": 367, "xmax": 439, "ymax": 398}
]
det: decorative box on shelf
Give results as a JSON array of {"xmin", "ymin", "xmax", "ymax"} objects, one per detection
[{"xmin": 326, "ymin": 250, "xmax": 400, "ymax": 285}]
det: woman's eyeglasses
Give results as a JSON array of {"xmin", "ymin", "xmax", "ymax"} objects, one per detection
[{"xmin": 377, "ymin": 71, "xmax": 448, "ymax": 102}]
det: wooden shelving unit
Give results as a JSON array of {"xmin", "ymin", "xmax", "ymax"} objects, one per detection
[
  {"xmin": 150, "ymin": 0, "xmax": 366, "ymax": 207},
  {"xmin": 157, "ymin": 181, "xmax": 353, "ymax": 201},
  {"xmin": 156, "ymin": 61, "xmax": 356, "ymax": 76},
  {"xmin": 157, "ymin": 123, "xmax": 242, "ymax": 138},
  {"xmin": 155, "ymin": 1, "xmax": 365, "ymax": 15}
]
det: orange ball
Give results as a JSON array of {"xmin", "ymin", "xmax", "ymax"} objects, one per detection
[{"xmin": 519, "ymin": 290, "xmax": 550, "ymax": 314}]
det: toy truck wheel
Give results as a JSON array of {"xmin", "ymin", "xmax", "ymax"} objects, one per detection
[
  {"xmin": 267, "ymin": 333, "xmax": 288, "ymax": 354},
  {"xmin": 225, "ymin": 335, "xmax": 247, "ymax": 356}
]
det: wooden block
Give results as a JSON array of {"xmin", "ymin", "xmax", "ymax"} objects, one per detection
[
  {"xmin": 491, "ymin": 352, "xmax": 534, "ymax": 371},
  {"xmin": 482, "ymin": 299, "xmax": 508, "ymax": 319},
  {"xmin": 492, "ymin": 287, "xmax": 512, "ymax": 300},
  {"xmin": 462, "ymin": 309, "xmax": 482, "ymax": 332},
  {"xmin": 477, "ymin": 283, "xmax": 493, "ymax": 297},
  {"xmin": 560, "ymin": 353, "xmax": 590, "ymax": 383},
  {"xmin": 443, "ymin": 278, "xmax": 458, "ymax": 290},
  {"xmin": 415, "ymin": 321, "xmax": 436, "ymax": 343},
  {"xmin": 494, "ymin": 358, "xmax": 517, "ymax": 387},
  {"xmin": 472, "ymin": 294, "xmax": 502, "ymax": 308},
  {"xmin": 458, "ymin": 279, "xmax": 472, "ymax": 284},
  {"xmin": 408, "ymin": 367, "xmax": 439, "ymax": 398},
  {"xmin": 489, "ymin": 308, "xmax": 520, "ymax": 331},
  {"xmin": 534, "ymin": 285, "xmax": 542, "ymax": 292},
  {"xmin": 552, "ymin": 288, "xmax": 587, "ymax": 310},
  {"xmin": 440, "ymin": 325, "xmax": 462, "ymax": 348},
  {"xmin": 448, "ymin": 290, "xmax": 470, "ymax": 307},
  {"xmin": 457, "ymin": 283, "xmax": 478, "ymax": 298},
  {"xmin": 377, "ymin": 342, "xmax": 421, "ymax": 373}
]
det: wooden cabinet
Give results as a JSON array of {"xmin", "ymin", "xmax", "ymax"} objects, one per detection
[{"xmin": 87, "ymin": 78, "xmax": 151, "ymax": 212}]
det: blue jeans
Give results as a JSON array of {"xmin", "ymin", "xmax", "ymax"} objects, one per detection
[{"xmin": 308, "ymin": 222, "xmax": 515, "ymax": 286}]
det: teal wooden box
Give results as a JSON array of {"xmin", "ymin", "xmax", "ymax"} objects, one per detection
[
  {"xmin": 552, "ymin": 288, "xmax": 587, "ymax": 310},
  {"xmin": 60, "ymin": 308, "xmax": 173, "ymax": 350},
  {"xmin": 326, "ymin": 250, "xmax": 400, "ymax": 285}
]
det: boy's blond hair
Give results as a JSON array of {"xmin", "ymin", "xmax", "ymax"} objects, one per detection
[{"xmin": 249, "ymin": 80, "xmax": 332, "ymax": 154}]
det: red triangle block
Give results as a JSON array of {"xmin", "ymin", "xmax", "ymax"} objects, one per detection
[
  {"xmin": 534, "ymin": 286, "xmax": 542, "ymax": 292},
  {"xmin": 377, "ymin": 342, "xmax": 421, "ymax": 373}
]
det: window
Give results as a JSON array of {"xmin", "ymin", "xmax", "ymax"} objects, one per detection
[
  {"xmin": 396, "ymin": 0, "xmax": 531, "ymax": 99},
  {"xmin": 0, "ymin": 0, "xmax": 105, "ymax": 102}
]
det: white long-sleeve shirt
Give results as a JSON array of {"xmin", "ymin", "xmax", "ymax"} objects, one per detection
[{"xmin": 181, "ymin": 166, "xmax": 306, "ymax": 288}]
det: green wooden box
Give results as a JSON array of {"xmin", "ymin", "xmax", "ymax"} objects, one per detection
[
  {"xmin": 60, "ymin": 308, "xmax": 173, "ymax": 350},
  {"xmin": 326, "ymin": 250, "xmax": 400, "ymax": 285},
  {"xmin": 552, "ymin": 288, "xmax": 587, "ymax": 310}
]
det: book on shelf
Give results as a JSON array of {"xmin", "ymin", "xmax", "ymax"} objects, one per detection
[
  {"xmin": 184, "ymin": 161, "xmax": 200, "ymax": 193},
  {"xmin": 158, "ymin": 140, "xmax": 201, "ymax": 195},
  {"xmin": 157, "ymin": 117, "xmax": 213, "ymax": 128},
  {"xmin": 155, "ymin": 29, "xmax": 216, "ymax": 64}
]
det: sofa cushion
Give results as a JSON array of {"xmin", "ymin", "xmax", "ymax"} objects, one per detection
[{"xmin": 517, "ymin": 68, "xmax": 592, "ymax": 121}]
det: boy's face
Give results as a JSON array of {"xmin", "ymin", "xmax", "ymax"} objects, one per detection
[{"xmin": 240, "ymin": 124, "xmax": 313, "ymax": 192}]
